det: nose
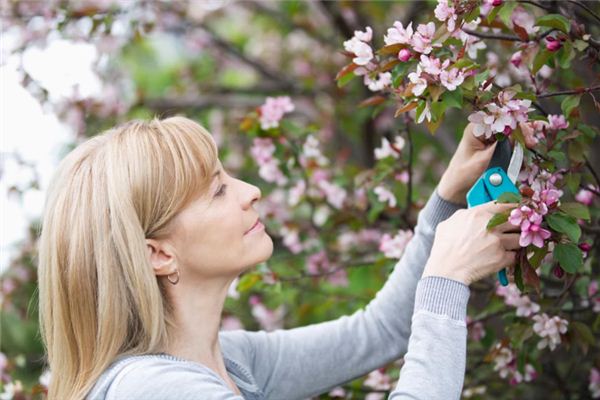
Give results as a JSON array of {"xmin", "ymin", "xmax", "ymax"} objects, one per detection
[{"xmin": 241, "ymin": 180, "xmax": 261, "ymax": 209}]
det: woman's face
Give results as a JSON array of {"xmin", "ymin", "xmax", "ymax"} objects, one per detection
[{"xmin": 168, "ymin": 161, "xmax": 274, "ymax": 281}]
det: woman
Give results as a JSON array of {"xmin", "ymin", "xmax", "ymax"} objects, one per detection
[{"xmin": 38, "ymin": 116, "xmax": 520, "ymax": 399}]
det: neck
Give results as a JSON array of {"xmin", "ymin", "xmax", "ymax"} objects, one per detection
[{"xmin": 164, "ymin": 274, "xmax": 236, "ymax": 373}]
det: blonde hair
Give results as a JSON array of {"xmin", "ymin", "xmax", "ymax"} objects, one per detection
[{"xmin": 38, "ymin": 116, "xmax": 219, "ymax": 399}]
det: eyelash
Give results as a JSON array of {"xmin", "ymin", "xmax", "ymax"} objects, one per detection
[{"xmin": 215, "ymin": 184, "xmax": 227, "ymax": 197}]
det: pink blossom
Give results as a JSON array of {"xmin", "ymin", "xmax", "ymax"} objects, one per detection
[
  {"xmin": 408, "ymin": 66, "xmax": 428, "ymax": 96},
  {"xmin": 589, "ymin": 368, "xmax": 600, "ymax": 398},
  {"xmin": 510, "ymin": 51, "xmax": 523, "ymax": 68},
  {"xmin": 532, "ymin": 313, "xmax": 568, "ymax": 351},
  {"xmin": 384, "ymin": 21, "xmax": 414, "ymax": 45},
  {"xmin": 468, "ymin": 111, "xmax": 495, "ymax": 139},
  {"xmin": 374, "ymin": 185, "xmax": 397, "ymax": 208},
  {"xmin": 547, "ymin": 114, "xmax": 569, "ymax": 130},
  {"xmin": 545, "ymin": 36, "xmax": 562, "ymax": 52},
  {"xmin": 379, "ymin": 230, "xmax": 413, "ymax": 259},
  {"xmin": 398, "ymin": 48, "xmax": 412, "ymax": 62},
  {"xmin": 440, "ymin": 67, "xmax": 465, "ymax": 91},
  {"xmin": 575, "ymin": 186, "xmax": 597, "ymax": 205},
  {"xmin": 364, "ymin": 72, "xmax": 392, "ymax": 91},
  {"xmin": 491, "ymin": 343, "xmax": 536, "ymax": 384},
  {"xmin": 288, "ymin": 180, "xmax": 306, "ymax": 207},
  {"xmin": 419, "ymin": 55, "xmax": 444, "ymax": 76},
  {"xmin": 343, "ymin": 36, "xmax": 373, "ymax": 66},
  {"xmin": 221, "ymin": 315, "xmax": 244, "ymax": 330},
  {"xmin": 374, "ymin": 136, "xmax": 405, "ymax": 160},
  {"xmin": 434, "ymin": 0, "xmax": 458, "ymax": 31},
  {"xmin": 496, "ymin": 283, "xmax": 541, "ymax": 317},
  {"xmin": 411, "ymin": 22, "xmax": 436, "ymax": 54},
  {"xmin": 249, "ymin": 295, "xmax": 285, "ymax": 331},
  {"xmin": 280, "ymin": 226, "xmax": 303, "ymax": 254},
  {"xmin": 364, "ymin": 369, "xmax": 392, "ymax": 393},
  {"xmin": 317, "ymin": 180, "xmax": 348, "ymax": 209},
  {"xmin": 328, "ymin": 387, "xmax": 347, "ymax": 398},
  {"xmin": 466, "ymin": 317, "xmax": 486, "ymax": 341},
  {"xmin": 251, "ymin": 138, "xmax": 288, "ymax": 185},
  {"xmin": 300, "ymin": 134, "xmax": 329, "ymax": 167},
  {"xmin": 520, "ymin": 217, "xmax": 551, "ymax": 248},
  {"xmin": 259, "ymin": 96, "xmax": 295, "ymax": 129},
  {"xmin": 354, "ymin": 26, "xmax": 373, "ymax": 42}
]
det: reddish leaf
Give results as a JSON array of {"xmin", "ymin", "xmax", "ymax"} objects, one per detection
[
  {"xmin": 377, "ymin": 43, "xmax": 408, "ymax": 56},
  {"xmin": 359, "ymin": 95, "xmax": 386, "ymax": 108},
  {"xmin": 394, "ymin": 101, "xmax": 418, "ymax": 117},
  {"xmin": 513, "ymin": 22, "xmax": 529, "ymax": 41},
  {"xmin": 520, "ymin": 249, "xmax": 541, "ymax": 295},
  {"xmin": 378, "ymin": 58, "xmax": 401, "ymax": 73},
  {"xmin": 335, "ymin": 63, "xmax": 358, "ymax": 81}
]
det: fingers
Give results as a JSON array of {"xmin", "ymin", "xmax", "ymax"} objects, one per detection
[
  {"xmin": 492, "ymin": 220, "xmax": 521, "ymax": 233},
  {"xmin": 477, "ymin": 201, "xmax": 519, "ymax": 213},
  {"xmin": 503, "ymin": 250, "xmax": 518, "ymax": 267},
  {"xmin": 500, "ymin": 233, "xmax": 521, "ymax": 250}
]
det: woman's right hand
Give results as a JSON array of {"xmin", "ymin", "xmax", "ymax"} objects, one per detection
[{"xmin": 422, "ymin": 201, "xmax": 521, "ymax": 286}]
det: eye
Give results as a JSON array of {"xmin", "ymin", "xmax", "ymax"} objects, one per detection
[{"xmin": 215, "ymin": 184, "xmax": 227, "ymax": 197}]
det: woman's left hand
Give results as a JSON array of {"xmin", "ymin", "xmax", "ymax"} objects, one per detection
[{"xmin": 437, "ymin": 123, "xmax": 500, "ymax": 205}]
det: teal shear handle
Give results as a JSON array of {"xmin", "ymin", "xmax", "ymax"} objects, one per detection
[{"xmin": 466, "ymin": 166, "xmax": 520, "ymax": 286}]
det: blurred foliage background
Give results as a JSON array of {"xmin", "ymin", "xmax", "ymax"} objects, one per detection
[{"xmin": 1, "ymin": 1, "xmax": 599, "ymax": 399}]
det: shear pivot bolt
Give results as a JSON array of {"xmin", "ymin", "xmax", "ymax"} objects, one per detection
[{"xmin": 489, "ymin": 173, "xmax": 503, "ymax": 186}]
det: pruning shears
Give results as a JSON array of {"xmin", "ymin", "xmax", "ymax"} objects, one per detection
[{"xmin": 466, "ymin": 138, "xmax": 524, "ymax": 286}]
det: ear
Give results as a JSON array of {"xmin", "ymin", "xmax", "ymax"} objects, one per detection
[{"xmin": 146, "ymin": 239, "xmax": 177, "ymax": 277}]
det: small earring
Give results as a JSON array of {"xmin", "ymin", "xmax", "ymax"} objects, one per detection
[{"xmin": 167, "ymin": 270, "xmax": 180, "ymax": 285}]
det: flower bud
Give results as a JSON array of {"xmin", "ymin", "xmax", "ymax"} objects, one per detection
[
  {"xmin": 552, "ymin": 265, "xmax": 565, "ymax": 279},
  {"xmin": 398, "ymin": 48, "xmax": 412, "ymax": 62},
  {"xmin": 503, "ymin": 126, "xmax": 513, "ymax": 136},
  {"xmin": 545, "ymin": 36, "xmax": 562, "ymax": 52},
  {"xmin": 492, "ymin": 0, "xmax": 503, "ymax": 6}
]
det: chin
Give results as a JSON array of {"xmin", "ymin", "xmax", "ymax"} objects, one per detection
[{"xmin": 242, "ymin": 235, "xmax": 274, "ymax": 271}]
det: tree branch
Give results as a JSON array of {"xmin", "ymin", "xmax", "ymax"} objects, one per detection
[
  {"xmin": 461, "ymin": 28, "xmax": 524, "ymax": 42},
  {"xmin": 567, "ymin": 0, "xmax": 600, "ymax": 26},
  {"xmin": 537, "ymin": 85, "xmax": 600, "ymax": 98}
]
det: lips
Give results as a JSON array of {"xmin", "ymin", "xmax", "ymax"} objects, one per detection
[{"xmin": 245, "ymin": 218, "xmax": 260, "ymax": 234}]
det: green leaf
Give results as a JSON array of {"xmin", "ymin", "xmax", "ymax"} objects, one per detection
[
  {"xmin": 474, "ymin": 70, "xmax": 490, "ymax": 87},
  {"xmin": 536, "ymin": 14, "xmax": 570, "ymax": 33},
  {"xmin": 391, "ymin": 61, "xmax": 415, "ymax": 88},
  {"xmin": 547, "ymin": 150, "xmax": 566, "ymax": 163},
  {"xmin": 337, "ymin": 71, "xmax": 356, "ymax": 88},
  {"xmin": 487, "ymin": 3, "xmax": 503, "ymax": 24},
  {"xmin": 546, "ymin": 212, "xmax": 581, "ymax": 243},
  {"xmin": 553, "ymin": 243, "xmax": 583, "ymax": 273},
  {"xmin": 532, "ymin": 49, "xmax": 553, "ymax": 74},
  {"xmin": 559, "ymin": 202, "xmax": 591, "ymax": 221},
  {"xmin": 528, "ymin": 245, "xmax": 548, "ymax": 269},
  {"xmin": 497, "ymin": 192, "xmax": 522, "ymax": 203},
  {"xmin": 573, "ymin": 39, "xmax": 589, "ymax": 52},
  {"xmin": 442, "ymin": 87, "xmax": 463, "ymax": 109},
  {"xmin": 498, "ymin": 1, "xmax": 518, "ymax": 27},
  {"xmin": 514, "ymin": 263, "xmax": 524, "ymax": 291},
  {"xmin": 465, "ymin": 6, "xmax": 480, "ymax": 22},
  {"xmin": 487, "ymin": 211, "xmax": 509, "ymax": 230},
  {"xmin": 558, "ymin": 42, "xmax": 576, "ymax": 69},
  {"xmin": 565, "ymin": 173, "xmax": 582, "ymax": 194},
  {"xmin": 561, "ymin": 94, "xmax": 581, "ymax": 117}
]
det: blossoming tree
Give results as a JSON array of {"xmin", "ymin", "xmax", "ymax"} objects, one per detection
[{"xmin": 1, "ymin": 1, "xmax": 599, "ymax": 399}]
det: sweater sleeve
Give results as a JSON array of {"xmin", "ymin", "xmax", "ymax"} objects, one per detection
[{"xmin": 225, "ymin": 188, "xmax": 467, "ymax": 400}]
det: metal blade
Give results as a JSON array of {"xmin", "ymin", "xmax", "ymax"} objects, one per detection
[
  {"xmin": 507, "ymin": 142, "xmax": 524, "ymax": 184},
  {"xmin": 487, "ymin": 138, "xmax": 512, "ymax": 171}
]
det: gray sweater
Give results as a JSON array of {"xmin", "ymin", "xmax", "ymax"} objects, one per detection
[{"xmin": 87, "ymin": 188, "xmax": 469, "ymax": 400}]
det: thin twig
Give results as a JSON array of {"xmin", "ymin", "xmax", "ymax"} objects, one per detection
[
  {"xmin": 583, "ymin": 154, "xmax": 600, "ymax": 190},
  {"xmin": 517, "ymin": 0, "xmax": 554, "ymax": 13},
  {"xmin": 537, "ymin": 85, "xmax": 600, "ymax": 99},
  {"xmin": 461, "ymin": 28, "xmax": 524, "ymax": 42},
  {"xmin": 567, "ymin": 0, "xmax": 600, "ymax": 26}
]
